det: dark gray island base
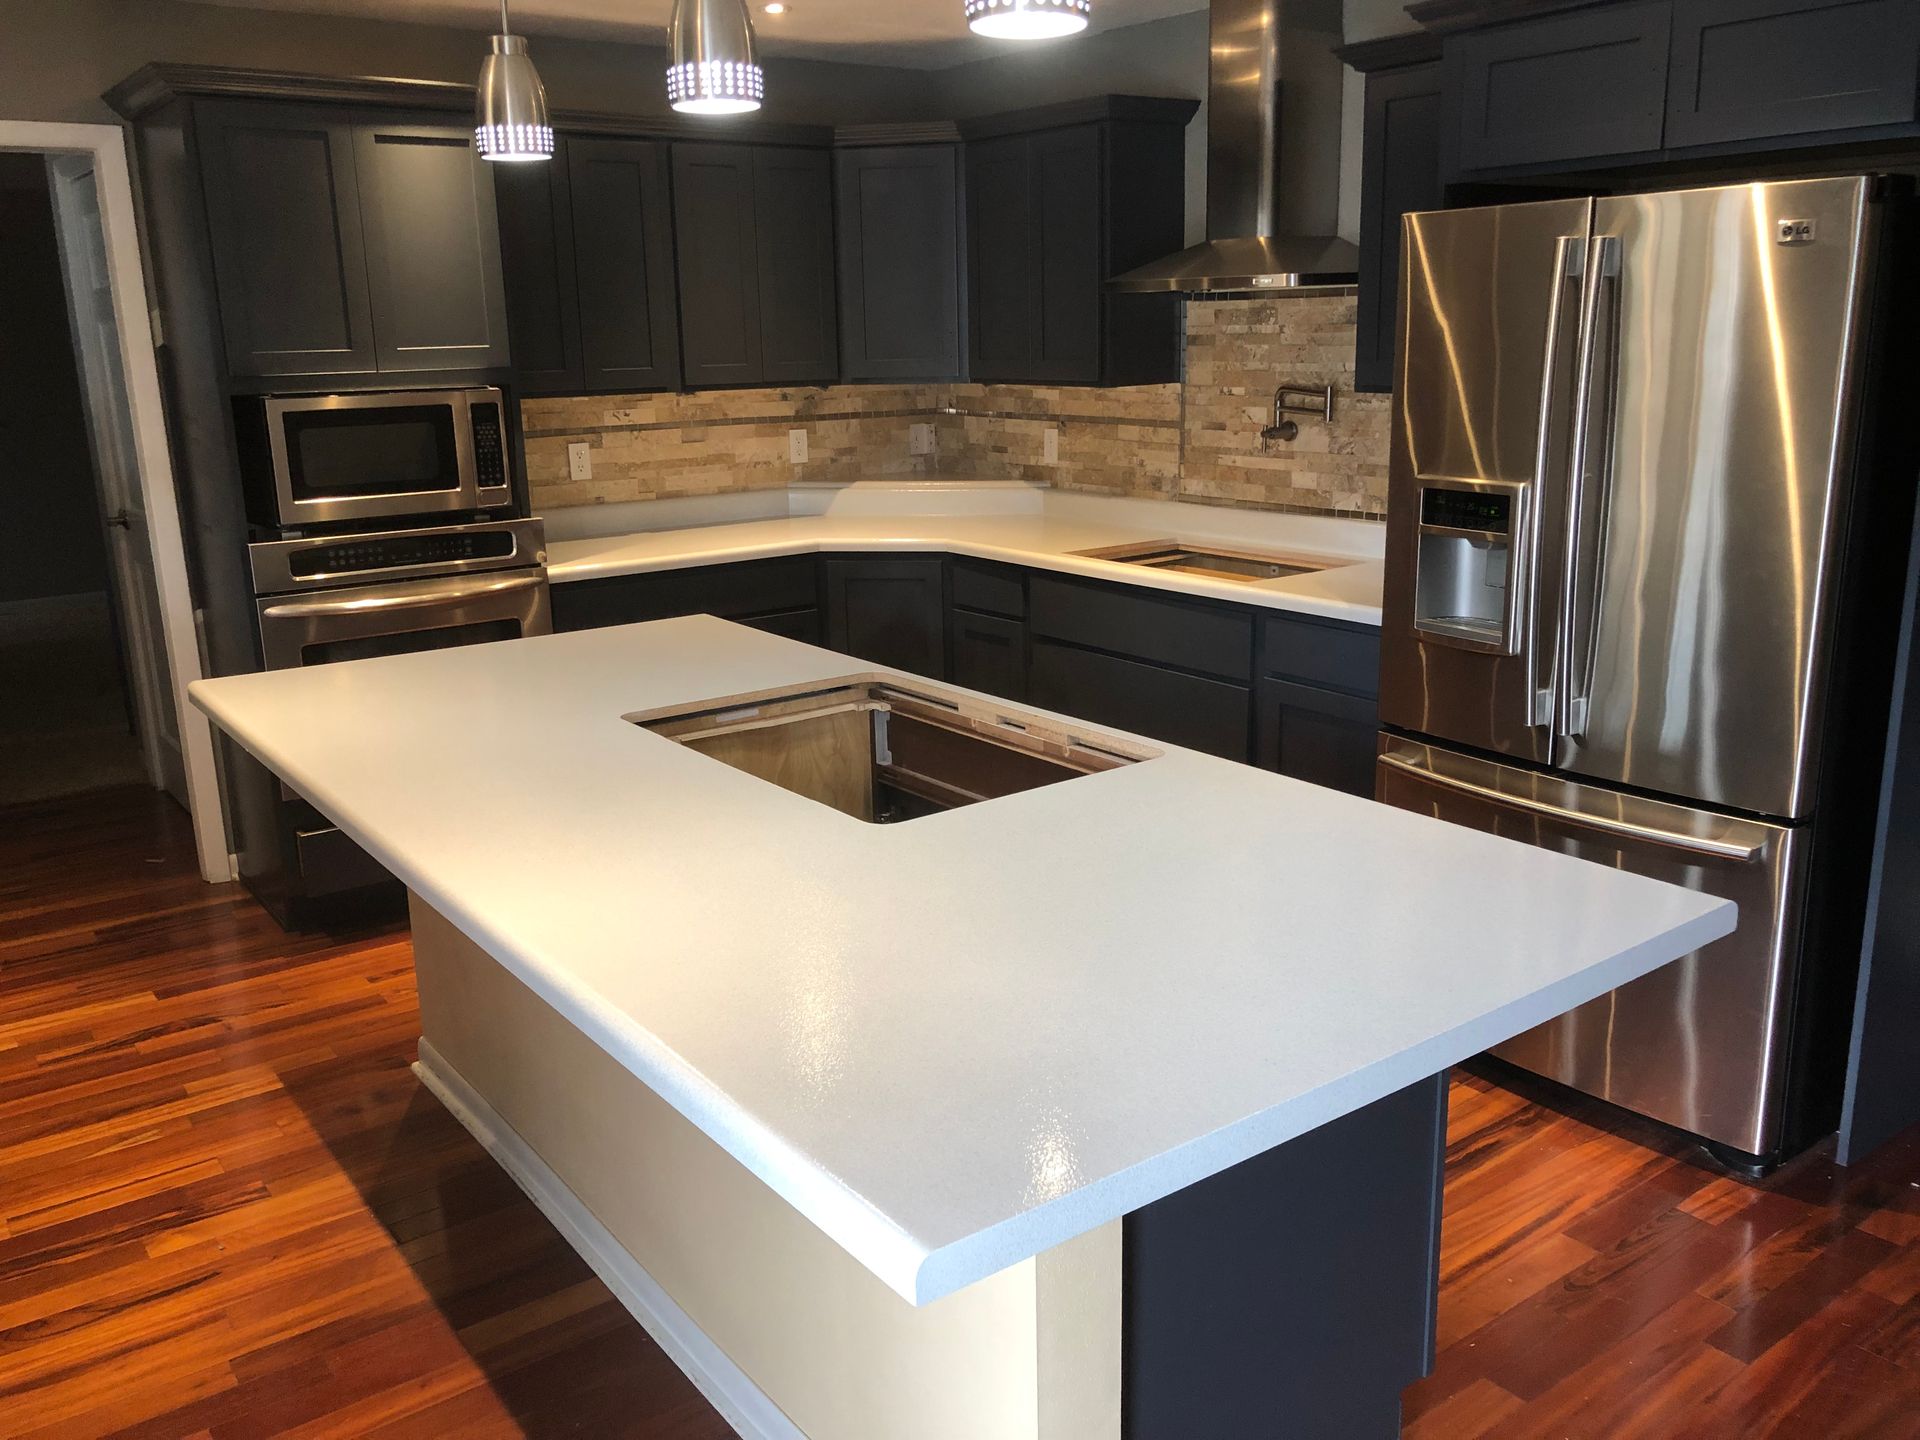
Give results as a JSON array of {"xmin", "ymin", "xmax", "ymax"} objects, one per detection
[{"xmin": 1126, "ymin": 1075, "xmax": 1446, "ymax": 1438}]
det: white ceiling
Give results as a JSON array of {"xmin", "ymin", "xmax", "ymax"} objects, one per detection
[{"xmin": 191, "ymin": 0, "xmax": 1209, "ymax": 68}]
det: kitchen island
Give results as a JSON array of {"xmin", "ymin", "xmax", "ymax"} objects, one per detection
[{"xmin": 189, "ymin": 618, "xmax": 1734, "ymax": 1439}]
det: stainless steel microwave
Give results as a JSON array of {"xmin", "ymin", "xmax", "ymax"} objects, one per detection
[{"xmin": 237, "ymin": 387, "xmax": 514, "ymax": 529}]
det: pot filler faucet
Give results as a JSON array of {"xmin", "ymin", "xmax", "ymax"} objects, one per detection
[{"xmin": 1261, "ymin": 383, "xmax": 1334, "ymax": 447}]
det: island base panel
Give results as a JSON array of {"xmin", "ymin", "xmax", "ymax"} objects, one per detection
[
  {"xmin": 1124, "ymin": 1072, "xmax": 1448, "ymax": 1439},
  {"xmin": 408, "ymin": 894, "xmax": 1123, "ymax": 1440}
]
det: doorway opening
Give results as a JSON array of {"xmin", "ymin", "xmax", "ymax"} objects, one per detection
[{"xmin": 0, "ymin": 151, "xmax": 180, "ymax": 807}]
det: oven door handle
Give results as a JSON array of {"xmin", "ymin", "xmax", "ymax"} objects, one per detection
[{"xmin": 259, "ymin": 572, "xmax": 547, "ymax": 621}]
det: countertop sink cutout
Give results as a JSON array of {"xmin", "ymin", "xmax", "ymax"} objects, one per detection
[
  {"xmin": 631, "ymin": 677, "xmax": 1158, "ymax": 824},
  {"xmin": 1071, "ymin": 539, "xmax": 1342, "ymax": 584}
]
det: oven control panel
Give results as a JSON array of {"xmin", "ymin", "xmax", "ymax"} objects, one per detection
[{"xmin": 249, "ymin": 519, "xmax": 547, "ymax": 597}]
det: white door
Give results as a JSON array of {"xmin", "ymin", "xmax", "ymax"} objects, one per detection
[{"xmin": 45, "ymin": 153, "xmax": 185, "ymax": 803}]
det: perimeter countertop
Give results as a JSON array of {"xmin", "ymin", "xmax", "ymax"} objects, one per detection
[
  {"xmin": 190, "ymin": 619, "xmax": 1732, "ymax": 1306},
  {"xmin": 542, "ymin": 483, "xmax": 1390, "ymax": 628}
]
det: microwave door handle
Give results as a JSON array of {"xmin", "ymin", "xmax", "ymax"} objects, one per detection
[
  {"xmin": 1377, "ymin": 751, "xmax": 1764, "ymax": 862},
  {"xmin": 1524, "ymin": 235, "xmax": 1588, "ymax": 729},
  {"xmin": 1560, "ymin": 234, "xmax": 1624, "ymax": 740},
  {"xmin": 259, "ymin": 572, "xmax": 547, "ymax": 621},
  {"xmin": 452, "ymin": 390, "xmax": 483, "ymax": 507}
]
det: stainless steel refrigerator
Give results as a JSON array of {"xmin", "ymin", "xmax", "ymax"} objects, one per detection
[{"xmin": 1376, "ymin": 177, "xmax": 1915, "ymax": 1166}]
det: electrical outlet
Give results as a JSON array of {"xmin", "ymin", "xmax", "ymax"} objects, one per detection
[
  {"xmin": 909, "ymin": 423, "xmax": 935, "ymax": 457},
  {"xmin": 1043, "ymin": 427, "xmax": 1060, "ymax": 466},
  {"xmin": 567, "ymin": 442, "xmax": 593, "ymax": 482},
  {"xmin": 788, "ymin": 429, "xmax": 809, "ymax": 464}
]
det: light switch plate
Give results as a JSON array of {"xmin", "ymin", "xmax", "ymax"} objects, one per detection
[
  {"xmin": 909, "ymin": 423, "xmax": 935, "ymax": 457},
  {"xmin": 788, "ymin": 429, "xmax": 809, "ymax": 464},
  {"xmin": 567, "ymin": 442, "xmax": 593, "ymax": 482},
  {"xmin": 1043, "ymin": 428, "xmax": 1059, "ymax": 466}
]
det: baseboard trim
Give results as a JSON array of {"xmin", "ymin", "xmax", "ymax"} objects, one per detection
[{"xmin": 412, "ymin": 1041, "xmax": 805, "ymax": 1440}]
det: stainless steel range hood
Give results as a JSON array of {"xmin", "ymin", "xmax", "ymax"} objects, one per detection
[{"xmin": 1112, "ymin": 0, "xmax": 1358, "ymax": 295}]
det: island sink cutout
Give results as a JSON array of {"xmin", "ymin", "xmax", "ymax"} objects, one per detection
[{"xmin": 633, "ymin": 679, "xmax": 1155, "ymax": 823}]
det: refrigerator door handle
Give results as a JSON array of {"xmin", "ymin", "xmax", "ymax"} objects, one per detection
[
  {"xmin": 1525, "ymin": 235, "xmax": 1589, "ymax": 728},
  {"xmin": 1561, "ymin": 234, "xmax": 1625, "ymax": 740},
  {"xmin": 1377, "ymin": 750, "xmax": 1766, "ymax": 862}
]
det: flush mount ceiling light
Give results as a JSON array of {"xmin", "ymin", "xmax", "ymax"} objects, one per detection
[
  {"xmin": 668, "ymin": 0, "xmax": 766, "ymax": 116},
  {"xmin": 474, "ymin": 0, "xmax": 555, "ymax": 161},
  {"xmin": 965, "ymin": 0, "xmax": 1091, "ymax": 39}
]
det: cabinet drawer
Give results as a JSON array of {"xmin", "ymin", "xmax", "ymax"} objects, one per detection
[
  {"xmin": 1448, "ymin": 2, "xmax": 1673, "ymax": 172},
  {"xmin": 951, "ymin": 560, "xmax": 1027, "ymax": 618},
  {"xmin": 1666, "ymin": 0, "xmax": 1920, "ymax": 148},
  {"xmin": 1029, "ymin": 576, "xmax": 1253, "ymax": 682},
  {"xmin": 1259, "ymin": 614, "xmax": 1381, "ymax": 696},
  {"xmin": 951, "ymin": 609, "xmax": 1028, "ymax": 702},
  {"xmin": 549, "ymin": 557, "xmax": 818, "ymax": 631},
  {"xmin": 1030, "ymin": 640, "xmax": 1251, "ymax": 761}
]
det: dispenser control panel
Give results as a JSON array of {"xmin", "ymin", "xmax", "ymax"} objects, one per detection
[{"xmin": 1413, "ymin": 480, "xmax": 1529, "ymax": 656}]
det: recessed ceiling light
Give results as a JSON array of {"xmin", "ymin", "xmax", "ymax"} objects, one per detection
[{"xmin": 763, "ymin": 3, "xmax": 787, "ymax": 12}]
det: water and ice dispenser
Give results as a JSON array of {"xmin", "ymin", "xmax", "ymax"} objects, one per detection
[{"xmin": 1413, "ymin": 481, "xmax": 1530, "ymax": 655}]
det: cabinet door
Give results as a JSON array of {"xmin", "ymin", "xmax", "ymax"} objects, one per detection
[
  {"xmin": 951, "ymin": 610, "xmax": 1028, "ymax": 701},
  {"xmin": 740, "ymin": 607, "xmax": 824, "ymax": 645},
  {"xmin": 1354, "ymin": 64, "xmax": 1443, "ymax": 395},
  {"xmin": 197, "ymin": 103, "xmax": 377, "ymax": 378},
  {"xmin": 753, "ymin": 148, "xmax": 840, "ymax": 384},
  {"xmin": 1030, "ymin": 641, "xmax": 1252, "ymax": 761},
  {"xmin": 354, "ymin": 120, "xmax": 511, "ymax": 372},
  {"xmin": 967, "ymin": 135, "xmax": 1038, "ymax": 382},
  {"xmin": 836, "ymin": 146, "xmax": 963, "ymax": 381},
  {"xmin": 1032, "ymin": 125, "xmax": 1102, "ymax": 384},
  {"xmin": 1257, "ymin": 679, "xmax": 1380, "ymax": 798},
  {"xmin": 1665, "ymin": 0, "xmax": 1920, "ymax": 148},
  {"xmin": 825, "ymin": 557, "xmax": 947, "ymax": 679},
  {"xmin": 494, "ymin": 137, "xmax": 585, "ymax": 395},
  {"xmin": 571, "ymin": 138, "xmax": 683, "ymax": 392},
  {"xmin": 673, "ymin": 144, "xmax": 765, "ymax": 387},
  {"xmin": 1448, "ymin": 2, "xmax": 1673, "ymax": 172}
]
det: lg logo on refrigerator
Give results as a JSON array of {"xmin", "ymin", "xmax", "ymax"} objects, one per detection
[{"xmin": 1776, "ymin": 218, "xmax": 1818, "ymax": 246}]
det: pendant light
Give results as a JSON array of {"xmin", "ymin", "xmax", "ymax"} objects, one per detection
[
  {"xmin": 965, "ymin": 0, "xmax": 1091, "ymax": 40},
  {"xmin": 668, "ymin": 0, "xmax": 766, "ymax": 115},
  {"xmin": 475, "ymin": 0, "xmax": 555, "ymax": 161}
]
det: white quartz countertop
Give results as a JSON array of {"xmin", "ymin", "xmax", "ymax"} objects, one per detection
[
  {"xmin": 543, "ymin": 484, "xmax": 1388, "ymax": 627},
  {"xmin": 190, "ymin": 619, "xmax": 1734, "ymax": 1306}
]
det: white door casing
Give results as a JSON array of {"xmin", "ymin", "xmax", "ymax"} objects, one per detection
[{"xmin": 2, "ymin": 122, "xmax": 230, "ymax": 881}]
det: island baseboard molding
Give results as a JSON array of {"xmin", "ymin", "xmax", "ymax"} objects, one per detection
[{"xmin": 408, "ymin": 895, "xmax": 1124, "ymax": 1440}]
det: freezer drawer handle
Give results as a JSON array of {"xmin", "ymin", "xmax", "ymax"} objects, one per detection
[{"xmin": 1378, "ymin": 751, "xmax": 1765, "ymax": 862}]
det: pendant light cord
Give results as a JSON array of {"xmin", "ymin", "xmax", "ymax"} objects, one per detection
[{"xmin": 499, "ymin": 0, "xmax": 511, "ymax": 35}]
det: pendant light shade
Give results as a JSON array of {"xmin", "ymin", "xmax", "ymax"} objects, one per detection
[
  {"xmin": 475, "ymin": 1, "xmax": 554, "ymax": 161},
  {"xmin": 668, "ymin": 0, "xmax": 765, "ymax": 115},
  {"xmin": 965, "ymin": 0, "xmax": 1091, "ymax": 39}
]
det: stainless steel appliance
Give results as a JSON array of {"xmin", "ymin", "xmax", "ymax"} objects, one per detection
[
  {"xmin": 234, "ymin": 386, "xmax": 514, "ymax": 529},
  {"xmin": 233, "ymin": 517, "xmax": 550, "ymax": 926},
  {"xmin": 1378, "ymin": 177, "xmax": 1915, "ymax": 1166}
]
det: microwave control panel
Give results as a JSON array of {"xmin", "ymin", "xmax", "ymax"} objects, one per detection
[{"xmin": 472, "ymin": 402, "xmax": 508, "ymax": 491}]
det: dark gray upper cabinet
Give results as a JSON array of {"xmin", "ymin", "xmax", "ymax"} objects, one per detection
[
  {"xmin": 1350, "ymin": 52, "xmax": 1443, "ymax": 395},
  {"xmin": 1446, "ymin": 1, "xmax": 1673, "ymax": 173},
  {"xmin": 1665, "ymin": 0, "xmax": 1920, "ymax": 149},
  {"xmin": 962, "ymin": 101, "xmax": 1193, "ymax": 387},
  {"xmin": 493, "ymin": 137, "xmax": 585, "ymax": 394},
  {"xmin": 197, "ymin": 102, "xmax": 508, "ymax": 381},
  {"xmin": 752, "ymin": 148, "xmax": 840, "ymax": 385},
  {"xmin": 198, "ymin": 103, "xmax": 378, "ymax": 378},
  {"xmin": 672, "ymin": 143, "xmax": 838, "ymax": 389},
  {"xmin": 353, "ymin": 119, "xmax": 510, "ymax": 373},
  {"xmin": 569, "ymin": 138, "xmax": 682, "ymax": 392},
  {"xmin": 835, "ymin": 144, "xmax": 963, "ymax": 382}
]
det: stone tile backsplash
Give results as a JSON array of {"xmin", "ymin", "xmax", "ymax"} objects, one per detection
[{"xmin": 522, "ymin": 296, "xmax": 1391, "ymax": 520}]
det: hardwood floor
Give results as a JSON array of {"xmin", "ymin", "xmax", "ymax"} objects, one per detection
[{"xmin": 3, "ymin": 786, "xmax": 1917, "ymax": 1438}]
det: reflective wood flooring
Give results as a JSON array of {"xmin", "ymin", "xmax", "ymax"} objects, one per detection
[{"xmin": 3, "ymin": 787, "xmax": 1918, "ymax": 1438}]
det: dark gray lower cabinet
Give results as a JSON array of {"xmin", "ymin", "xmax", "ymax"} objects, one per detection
[
  {"xmin": 950, "ymin": 610, "xmax": 1028, "ymax": 701},
  {"xmin": 1257, "ymin": 680, "xmax": 1380, "ymax": 798},
  {"xmin": 1030, "ymin": 640, "xmax": 1252, "ymax": 761},
  {"xmin": 549, "ymin": 556, "xmax": 819, "ymax": 635},
  {"xmin": 824, "ymin": 557, "xmax": 947, "ymax": 678}
]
